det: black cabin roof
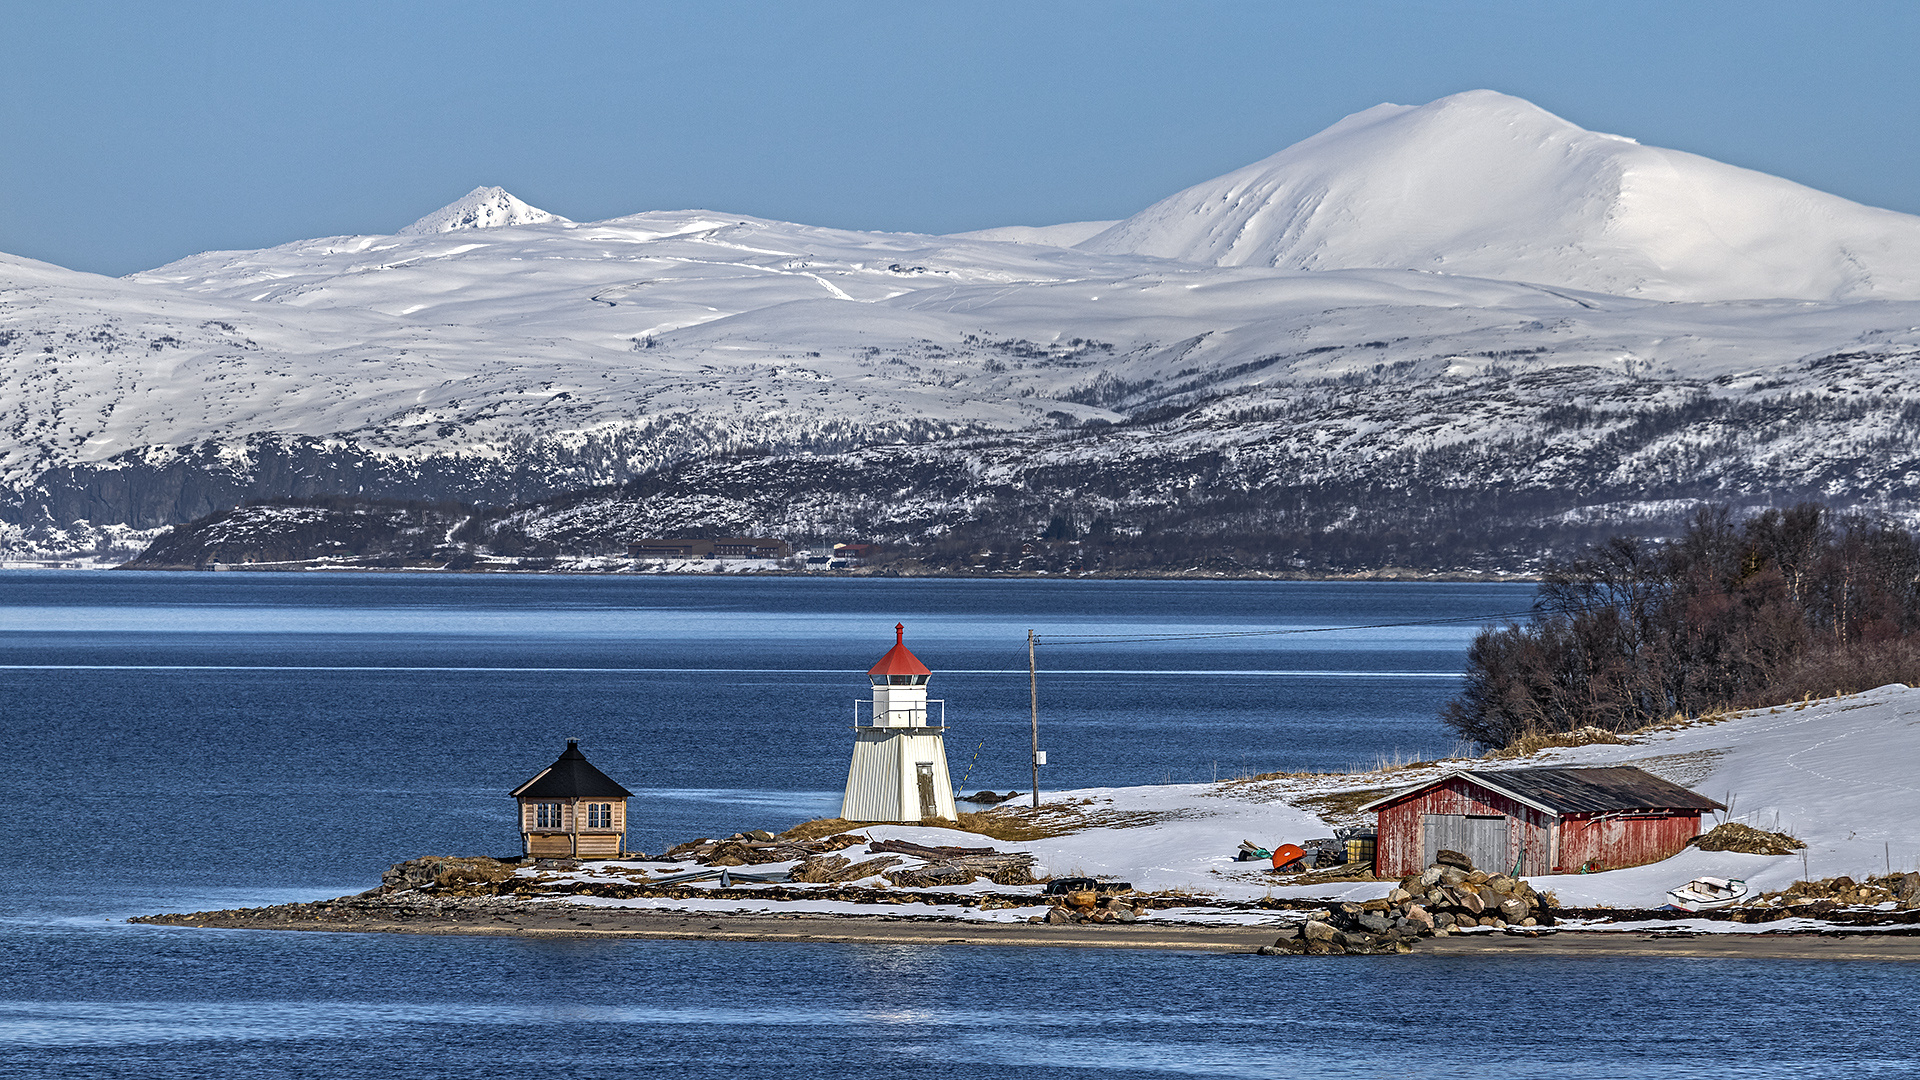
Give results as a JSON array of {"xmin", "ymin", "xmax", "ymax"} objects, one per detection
[
  {"xmin": 510, "ymin": 740, "xmax": 633, "ymax": 799},
  {"xmin": 1361, "ymin": 765, "xmax": 1723, "ymax": 816}
]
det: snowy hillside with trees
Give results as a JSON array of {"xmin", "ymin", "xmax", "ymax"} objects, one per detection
[{"xmin": 3, "ymin": 91, "xmax": 1919, "ymax": 560}]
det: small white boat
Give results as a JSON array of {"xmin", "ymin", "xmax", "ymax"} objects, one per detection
[{"xmin": 1666, "ymin": 876, "xmax": 1749, "ymax": 911}]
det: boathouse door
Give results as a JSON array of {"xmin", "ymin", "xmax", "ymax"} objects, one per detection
[{"xmin": 1423, "ymin": 813, "xmax": 1508, "ymax": 873}]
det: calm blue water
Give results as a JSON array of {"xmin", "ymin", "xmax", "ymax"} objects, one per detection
[{"xmin": 3, "ymin": 571, "xmax": 1914, "ymax": 1078}]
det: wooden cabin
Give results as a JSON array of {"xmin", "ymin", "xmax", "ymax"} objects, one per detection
[
  {"xmin": 1360, "ymin": 766, "xmax": 1724, "ymax": 878},
  {"xmin": 509, "ymin": 740, "xmax": 633, "ymax": 859}
]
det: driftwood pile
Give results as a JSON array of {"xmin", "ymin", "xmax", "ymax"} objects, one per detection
[
  {"xmin": 663, "ymin": 833, "xmax": 1038, "ymax": 888},
  {"xmin": 663, "ymin": 829, "xmax": 868, "ymax": 867},
  {"xmin": 787, "ymin": 839, "xmax": 1038, "ymax": 887},
  {"xmin": 872, "ymin": 839, "xmax": 1038, "ymax": 888},
  {"xmin": 1260, "ymin": 848, "xmax": 1554, "ymax": 956}
]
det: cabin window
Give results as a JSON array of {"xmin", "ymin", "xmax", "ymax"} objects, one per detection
[
  {"xmin": 587, "ymin": 803, "xmax": 613, "ymax": 829},
  {"xmin": 533, "ymin": 802, "xmax": 564, "ymax": 829}
]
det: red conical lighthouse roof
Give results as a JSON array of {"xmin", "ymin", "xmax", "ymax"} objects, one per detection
[{"xmin": 867, "ymin": 622, "xmax": 932, "ymax": 678}]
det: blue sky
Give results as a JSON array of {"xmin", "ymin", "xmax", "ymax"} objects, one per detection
[{"xmin": 3, "ymin": 1, "xmax": 1916, "ymax": 276}]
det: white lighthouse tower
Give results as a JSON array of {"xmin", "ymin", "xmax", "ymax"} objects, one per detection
[{"xmin": 841, "ymin": 623, "xmax": 958, "ymax": 822}]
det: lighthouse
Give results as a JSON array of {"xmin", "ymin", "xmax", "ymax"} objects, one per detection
[{"xmin": 841, "ymin": 623, "xmax": 958, "ymax": 822}]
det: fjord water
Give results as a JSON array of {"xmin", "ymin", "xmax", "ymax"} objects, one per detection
[{"xmin": 3, "ymin": 571, "xmax": 1915, "ymax": 1078}]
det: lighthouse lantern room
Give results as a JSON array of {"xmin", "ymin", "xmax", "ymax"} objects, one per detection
[{"xmin": 841, "ymin": 624, "xmax": 958, "ymax": 822}]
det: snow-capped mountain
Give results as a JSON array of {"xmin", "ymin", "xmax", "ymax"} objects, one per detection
[
  {"xmin": 1079, "ymin": 90, "xmax": 1920, "ymax": 303},
  {"xmin": 4, "ymin": 91, "xmax": 1919, "ymax": 557},
  {"xmin": 396, "ymin": 185, "xmax": 569, "ymax": 235}
]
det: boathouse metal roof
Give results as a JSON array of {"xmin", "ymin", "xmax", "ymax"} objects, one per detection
[
  {"xmin": 510, "ymin": 740, "xmax": 633, "ymax": 799},
  {"xmin": 867, "ymin": 623, "xmax": 932, "ymax": 678},
  {"xmin": 1356, "ymin": 765, "xmax": 1723, "ymax": 816}
]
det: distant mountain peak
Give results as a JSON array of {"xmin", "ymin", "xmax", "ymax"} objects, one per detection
[
  {"xmin": 397, "ymin": 186, "xmax": 568, "ymax": 236},
  {"xmin": 1079, "ymin": 89, "xmax": 1920, "ymax": 302}
]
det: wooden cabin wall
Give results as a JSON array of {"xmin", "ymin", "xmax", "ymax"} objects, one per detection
[
  {"xmin": 1554, "ymin": 811, "xmax": 1704, "ymax": 872},
  {"xmin": 518, "ymin": 797, "xmax": 629, "ymax": 859},
  {"xmin": 575, "ymin": 834, "xmax": 621, "ymax": 857},
  {"xmin": 1375, "ymin": 778, "xmax": 1553, "ymax": 877},
  {"xmin": 527, "ymin": 834, "xmax": 575, "ymax": 857},
  {"xmin": 1376, "ymin": 802, "xmax": 1429, "ymax": 879}
]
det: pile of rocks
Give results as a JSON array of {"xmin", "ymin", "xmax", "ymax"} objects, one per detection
[
  {"xmin": 1690, "ymin": 822, "xmax": 1805, "ymax": 855},
  {"xmin": 1750, "ymin": 872, "xmax": 1920, "ymax": 913},
  {"xmin": 1033, "ymin": 884, "xmax": 1144, "ymax": 925},
  {"xmin": 1259, "ymin": 849, "xmax": 1554, "ymax": 956}
]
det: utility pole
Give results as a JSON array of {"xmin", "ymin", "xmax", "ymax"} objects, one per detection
[{"xmin": 1028, "ymin": 628, "xmax": 1040, "ymax": 808}]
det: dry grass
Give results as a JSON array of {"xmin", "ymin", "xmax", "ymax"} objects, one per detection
[
  {"xmin": 1484, "ymin": 725, "xmax": 1632, "ymax": 759},
  {"xmin": 1239, "ymin": 769, "xmax": 1332, "ymax": 782},
  {"xmin": 1367, "ymin": 750, "xmax": 1452, "ymax": 773},
  {"xmin": 777, "ymin": 818, "xmax": 870, "ymax": 842},
  {"xmin": 777, "ymin": 811, "xmax": 1072, "ymax": 843},
  {"xmin": 1644, "ymin": 706, "xmax": 1747, "ymax": 733},
  {"xmin": 1292, "ymin": 787, "xmax": 1393, "ymax": 821},
  {"xmin": 951, "ymin": 809, "xmax": 1072, "ymax": 842}
]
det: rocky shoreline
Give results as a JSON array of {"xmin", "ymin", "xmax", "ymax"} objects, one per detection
[
  {"xmin": 126, "ymin": 892, "xmax": 1920, "ymax": 960},
  {"xmin": 127, "ymin": 850, "xmax": 1920, "ymax": 960}
]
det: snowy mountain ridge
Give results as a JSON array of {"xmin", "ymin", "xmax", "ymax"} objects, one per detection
[
  {"xmin": 4, "ymin": 90, "xmax": 1920, "ymax": 556},
  {"xmin": 1079, "ymin": 90, "xmax": 1920, "ymax": 303}
]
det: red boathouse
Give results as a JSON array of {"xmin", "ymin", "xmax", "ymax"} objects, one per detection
[{"xmin": 1360, "ymin": 766, "xmax": 1724, "ymax": 878}]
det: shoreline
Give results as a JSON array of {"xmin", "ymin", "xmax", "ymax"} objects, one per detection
[
  {"xmin": 108, "ymin": 553, "xmax": 1543, "ymax": 580},
  {"xmin": 130, "ymin": 901, "xmax": 1920, "ymax": 960}
]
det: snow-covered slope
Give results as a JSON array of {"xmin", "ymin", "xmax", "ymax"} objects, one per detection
[
  {"xmin": 962, "ymin": 683, "xmax": 1920, "ymax": 913},
  {"xmin": 945, "ymin": 220, "xmax": 1120, "ymax": 247},
  {"xmin": 1080, "ymin": 90, "xmax": 1920, "ymax": 303},
  {"xmin": 5, "ymin": 91, "xmax": 1920, "ymax": 539}
]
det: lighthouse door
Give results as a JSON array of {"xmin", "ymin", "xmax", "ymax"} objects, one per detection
[{"xmin": 915, "ymin": 763, "xmax": 938, "ymax": 819}]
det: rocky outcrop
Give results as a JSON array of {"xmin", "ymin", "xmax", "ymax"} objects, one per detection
[{"xmin": 376, "ymin": 856, "xmax": 520, "ymax": 895}]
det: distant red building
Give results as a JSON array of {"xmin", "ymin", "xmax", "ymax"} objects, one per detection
[
  {"xmin": 833, "ymin": 543, "xmax": 874, "ymax": 565},
  {"xmin": 628, "ymin": 537, "xmax": 788, "ymax": 560},
  {"xmin": 1360, "ymin": 766, "xmax": 1723, "ymax": 878}
]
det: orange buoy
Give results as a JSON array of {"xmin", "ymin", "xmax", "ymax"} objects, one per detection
[{"xmin": 1270, "ymin": 844, "xmax": 1307, "ymax": 871}]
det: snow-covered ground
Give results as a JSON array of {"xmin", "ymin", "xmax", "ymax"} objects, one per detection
[{"xmin": 511, "ymin": 684, "xmax": 1920, "ymax": 931}]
